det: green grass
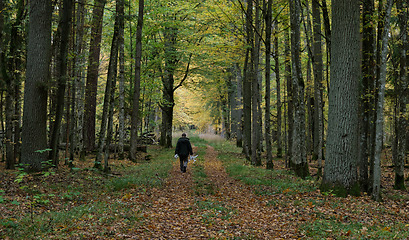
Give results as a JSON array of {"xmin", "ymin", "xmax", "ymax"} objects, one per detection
[
  {"xmin": 1, "ymin": 201, "xmax": 144, "ymax": 239},
  {"xmin": 300, "ymin": 219, "xmax": 409, "ymax": 239},
  {"xmin": 191, "ymin": 144, "xmax": 216, "ymax": 196},
  {"xmin": 110, "ymin": 147, "xmax": 173, "ymax": 191},
  {"xmin": 1, "ymin": 146, "xmax": 174, "ymax": 240},
  {"xmin": 196, "ymin": 200, "xmax": 236, "ymax": 224},
  {"xmin": 208, "ymin": 139, "xmax": 316, "ymax": 195}
]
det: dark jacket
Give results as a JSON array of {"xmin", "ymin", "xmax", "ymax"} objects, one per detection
[{"xmin": 175, "ymin": 137, "xmax": 193, "ymax": 157}]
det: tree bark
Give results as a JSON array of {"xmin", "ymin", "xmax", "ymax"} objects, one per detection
[
  {"xmin": 251, "ymin": 0, "xmax": 261, "ymax": 166},
  {"xmin": 359, "ymin": 0, "xmax": 376, "ymax": 192},
  {"xmin": 118, "ymin": 0, "xmax": 126, "ymax": 159},
  {"xmin": 322, "ymin": 0, "xmax": 360, "ymax": 196},
  {"xmin": 373, "ymin": 0, "xmax": 393, "ymax": 201},
  {"xmin": 4, "ymin": 0, "xmax": 25, "ymax": 169},
  {"xmin": 242, "ymin": 0, "xmax": 253, "ymax": 160},
  {"xmin": 265, "ymin": 0, "xmax": 273, "ymax": 169},
  {"xmin": 289, "ymin": 0, "xmax": 308, "ymax": 178},
  {"xmin": 130, "ymin": 0, "xmax": 144, "ymax": 156},
  {"xmin": 393, "ymin": 0, "xmax": 407, "ymax": 190},
  {"xmin": 274, "ymin": 27, "xmax": 282, "ymax": 159},
  {"xmin": 49, "ymin": 0, "xmax": 73, "ymax": 166},
  {"xmin": 284, "ymin": 29, "xmax": 292, "ymax": 168},
  {"xmin": 83, "ymin": 0, "xmax": 105, "ymax": 152},
  {"xmin": 312, "ymin": 0, "xmax": 324, "ymax": 177},
  {"xmin": 21, "ymin": 0, "xmax": 52, "ymax": 172},
  {"xmin": 95, "ymin": 0, "xmax": 121, "ymax": 168},
  {"xmin": 233, "ymin": 63, "xmax": 243, "ymax": 148},
  {"xmin": 71, "ymin": 0, "xmax": 87, "ymax": 163}
]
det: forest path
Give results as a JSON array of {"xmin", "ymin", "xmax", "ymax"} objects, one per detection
[{"xmin": 133, "ymin": 145, "xmax": 301, "ymax": 239}]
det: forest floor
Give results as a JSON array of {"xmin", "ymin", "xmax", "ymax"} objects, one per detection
[{"xmin": 1, "ymin": 137, "xmax": 409, "ymax": 239}]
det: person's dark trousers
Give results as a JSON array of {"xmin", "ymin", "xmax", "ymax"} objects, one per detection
[{"xmin": 179, "ymin": 155, "xmax": 188, "ymax": 173}]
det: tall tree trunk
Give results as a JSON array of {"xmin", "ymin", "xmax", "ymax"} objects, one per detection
[
  {"xmin": 289, "ymin": 0, "xmax": 308, "ymax": 178},
  {"xmin": 234, "ymin": 63, "xmax": 243, "ymax": 148},
  {"xmin": 251, "ymin": 0, "xmax": 261, "ymax": 166},
  {"xmin": 312, "ymin": 0, "xmax": 324, "ymax": 177},
  {"xmin": 321, "ymin": 0, "xmax": 331, "ymax": 60},
  {"xmin": 118, "ymin": 0, "xmax": 126, "ymax": 159},
  {"xmin": 284, "ymin": 29, "xmax": 292, "ymax": 168},
  {"xmin": 96, "ymin": 0, "xmax": 121, "ymax": 168},
  {"xmin": 303, "ymin": 0, "xmax": 314, "ymax": 159},
  {"xmin": 0, "ymin": 0, "xmax": 14, "ymax": 169},
  {"xmin": 274, "ymin": 28, "xmax": 282, "ymax": 159},
  {"xmin": 5, "ymin": 0, "xmax": 25, "ymax": 169},
  {"xmin": 21, "ymin": 0, "xmax": 52, "ymax": 172},
  {"xmin": 83, "ymin": 0, "xmax": 105, "ymax": 152},
  {"xmin": 49, "ymin": 0, "xmax": 73, "ymax": 166},
  {"xmin": 373, "ymin": 0, "xmax": 393, "ymax": 201},
  {"xmin": 321, "ymin": 0, "xmax": 331, "ymax": 95},
  {"xmin": 71, "ymin": 0, "xmax": 87, "ymax": 163},
  {"xmin": 242, "ymin": 0, "xmax": 253, "ymax": 160},
  {"xmin": 393, "ymin": 0, "xmax": 407, "ymax": 190},
  {"xmin": 359, "ymin": 0, "xmax": 375, "ymax": 192},
  {"xmin": 265, "ymin": 0, "xmax": 273, "ymax": 169},
  {"xmin": 130, "ymin": 0, "xmax": 144, "ymax": 157},
  {"xmin": 104, "ymin": 0, "xmax": 123, "ymax": 171},
  {"xmin": 370, "ymin": 0, "xmax": 385, "ymax": 189},
  {"xmin": 322, "ymin": 0, "xmax": 360, "ymax": 196}
]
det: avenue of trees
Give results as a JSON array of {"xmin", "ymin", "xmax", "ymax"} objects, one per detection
[{"xmin": 0, "ymin": 0, "xmax": 408, "ymax": 200}]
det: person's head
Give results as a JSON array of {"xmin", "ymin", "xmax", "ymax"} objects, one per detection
[{"xmin": 182, "ymin": 133, "xmax": 186, "ymax": 137}]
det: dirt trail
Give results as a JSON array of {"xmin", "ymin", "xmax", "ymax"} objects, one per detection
[
  {"xmin": 133, "ymin": 145, "xmax": 301, "ymax": 239},
  {"xmin": 201, "ymin": 145, "xmax": 299, "ymax": 239}
]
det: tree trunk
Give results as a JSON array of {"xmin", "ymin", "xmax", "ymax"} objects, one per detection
[
  {"xmin": 242, "ymin": 0, "xmax": 253, "ymax": 160},
  {"xmin": 251, "ymin": 0, "xmax": 261, "ymax": 166},
  {"xmin": 284, "ymin": 29, "xmax": 292, "ymax": 168},
  {"xmin": 274, "ymin": 27, "xmax": 282, "ymax": 159},
  {"xmin": 21, "ymin": 0, "xmax": 52, "ymax": 172},
  {"xmin": 265, "ymin": 0, "xmax": 273, "ymax": 169},
  {"xmin": 71, "ymin": 0, "xmax": 87, "ymax": 163},
  {"xmin": 4, "ymin": 0, "xmax": 25, "ymax": 169},
  {"xmin": 373, "ymin": 0, "xmax": 393, "ymax": 201},
  {"xmin": 104, "ymin": 0, "xmax": 123, "ymax": 171},
  {"xmin": 359, "ymin": 0, "xmax": 375, "ymax": 192},
  {"xmin": 312, "ymin": 0, "xmax": 324, "ymax": 177},
  {"xmin": 233, "ymin": 63, "xmax": 243, "ymax": 148},
  {"xmin": 393, "ymin": 0, "xmax": 407, "ymax": 190},
  {"xmin": 130, "ymin": 0, "xmax": 144, "ymax": 157},
  {"xmin": 322, "ymin": 0, "xmax": 360, "ymax": 196},
  {"xmin": 118, "ymin": 0, "xmax": 126, "ymax": 159},
  {"xmin": 83, "ymin": 0, "xmax": 105, "ymax": 152},
  {"xmin": 96, "ymin": 0, "xmax": 121, "ymax": 168},
  {"xmin": 289, "ymin": 0, "xmax": 308, "ymax": 178},
  {"xmin": 321, "ymin": 0, "xmax": 331, "ymax": 59},
  {"xmin": 370, "ymin": 0, "xmax": 385, "ymax": 189},
  {"xmin": 49, "ymin": 0, "xmax": 73, "ymax": 166}
]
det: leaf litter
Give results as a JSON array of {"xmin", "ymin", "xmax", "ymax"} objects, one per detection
[{"xmin": 0, "ymin": 145, "xmax": 408, "ymax": 239}]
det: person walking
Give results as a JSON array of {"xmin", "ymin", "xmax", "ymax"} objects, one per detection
[{"xmin": 175, "ymin": 133, "xmax": 193, "ymax": 173}]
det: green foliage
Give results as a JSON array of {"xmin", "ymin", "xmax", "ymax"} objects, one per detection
[
  {"xmin": 110, "ymin": 147, "xmax": 173, "ymax": 191},
  {"xmin": 0, "ymin": 190, "xmax": 4, "ymax": 203}
]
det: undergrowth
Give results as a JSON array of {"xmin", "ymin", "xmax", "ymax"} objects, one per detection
[
  {"xmin": 1, "ymin": 146, "xmax": 174, "ymax": 239},
  {"xmin": 110, "ymin": 147, "xmax": 173, "ymax": 191}
]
